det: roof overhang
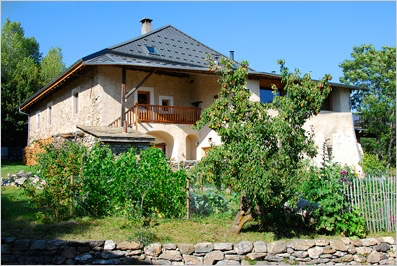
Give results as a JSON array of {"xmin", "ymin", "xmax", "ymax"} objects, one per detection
[{"xmin": 19, "ymin": 60, "xmax": 85, "ymax": 112}]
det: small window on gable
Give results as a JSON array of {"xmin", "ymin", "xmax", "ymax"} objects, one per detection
[{"xmin": 146, "ymin": 46, "xmax": 159, "ymax": 55}]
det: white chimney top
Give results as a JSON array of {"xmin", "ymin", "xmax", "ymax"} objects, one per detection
[{"xmin": 140, "ymin": 18, "xmax": 153, "ymax": 35}]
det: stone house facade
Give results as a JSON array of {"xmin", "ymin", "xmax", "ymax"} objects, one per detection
[{"xmin": 20, "ymin": 18, "xmax": 363, "ymax": 171}]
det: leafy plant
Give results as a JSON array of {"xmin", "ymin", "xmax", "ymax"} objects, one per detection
[
  {"xmin": 22, "ymin": 141, "xmax": 86, "ymax": 222},
  {"xmin": 300, "ymin": 143, "xmax": 367, "ymax": 237},
  {"xmin": 192, "ymin": 56, "xmax": 332, "ymax": 233}
]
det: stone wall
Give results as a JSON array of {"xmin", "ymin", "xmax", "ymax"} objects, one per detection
[{"xmin": 2, "ymin": 237, "xmax": 395, "ymax": 265}]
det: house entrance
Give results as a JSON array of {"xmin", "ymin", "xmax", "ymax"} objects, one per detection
[{"xmin": 138, "ymin": 91, "xmax": 150, "ymax": 121}]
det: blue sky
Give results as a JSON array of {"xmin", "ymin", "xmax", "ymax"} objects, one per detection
[{"xmin": 1, "ymin": 1, "xmax": 396, "ymax": 81}]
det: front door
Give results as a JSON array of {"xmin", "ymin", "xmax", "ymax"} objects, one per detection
[{"xmin": 138, "ymin": 91, "xmax": 150, "ymax": 121}]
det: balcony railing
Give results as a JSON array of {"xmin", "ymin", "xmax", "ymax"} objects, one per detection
[{"xmin": 109, "ymin": 103, "xmax": 201, "ymax": 128}]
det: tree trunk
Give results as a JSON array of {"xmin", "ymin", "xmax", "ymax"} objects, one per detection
[
  {"xmin": 231, "ymin": 210, "xmax": 253, "ymax": 234},
  {"xmin": 231, "ymin": 195, "xmax": 254, "ymax": 234}
]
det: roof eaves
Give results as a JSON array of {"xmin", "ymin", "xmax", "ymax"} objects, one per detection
[{"xmin": 19, "ymin": 60, "xmax": 84, "ymax": 112}]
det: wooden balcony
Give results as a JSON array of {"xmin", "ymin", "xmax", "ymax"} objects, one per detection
[{"xmin": 109, "ymin": 103, "xmax": 201, "ymax": 128}]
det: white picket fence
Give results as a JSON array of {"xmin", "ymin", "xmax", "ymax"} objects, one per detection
[{"xmin": 344, "ymin": 175, "xmax": 396, "ymax": 233}]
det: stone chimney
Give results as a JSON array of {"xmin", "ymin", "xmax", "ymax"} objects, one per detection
[{"xmin": 140, "ymin": 18, "xmax": 153, "ymax": 35}]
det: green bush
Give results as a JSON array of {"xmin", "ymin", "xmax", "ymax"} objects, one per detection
[
  {"xmin": 24, "ymin": 142, "xmax": 187, "ymax": 222},
  {"xmin": 23, "ymin": 141, "xmax": 87, "ymax": 222},
  {"xmin": 300, "ymin": 161, "xmax": 367, "ymax": 238}
]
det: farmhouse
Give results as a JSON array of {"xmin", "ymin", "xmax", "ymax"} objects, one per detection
[{"xmin": 20, "ymin": 18, "xmax": 363, "ymax": 170}]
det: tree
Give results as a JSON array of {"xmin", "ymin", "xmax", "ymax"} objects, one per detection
[
  {"xmin": 339, "ymin": 45, "xmax": 396, "ymax": 169},
  {"xmin": 193, "ymin": 56, "xmax": 332, "ymax": 233},
  {"xmin": 1, "ymin": 18, "xmax": 41, "ymax": 147},
  {"xmin": 40, "ymin": 46, "xmax": 67, "ymax": 86},
  {"xmin": 1, "ymin": 19, "xmax": 67, "ymax": 148}
]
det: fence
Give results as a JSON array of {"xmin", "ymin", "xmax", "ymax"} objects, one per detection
[{"xmin": 344, "ymin": 175, "xmax": 396, "ymax": 233}]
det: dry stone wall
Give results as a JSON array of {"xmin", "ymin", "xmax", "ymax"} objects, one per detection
[{"xmin": 1, "ymin": 237, "xmax": 395, "ymax": 265}]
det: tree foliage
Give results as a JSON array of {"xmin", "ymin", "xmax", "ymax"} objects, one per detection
[
  {"xmin": 339, "ymin": 44, "xmax": 396, "ymax": 168},
  {"xmin": 1, "ymin": 19, "xmax": 67, "ymax": 146},
  {"xmin": 193, "ymin": 56, "xmax": 332, "ymax": 233}
]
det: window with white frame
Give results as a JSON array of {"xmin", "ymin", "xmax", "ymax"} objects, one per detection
[{"xmin": 159, "ymin": 95, "xmax": 173, "ymax": 113}]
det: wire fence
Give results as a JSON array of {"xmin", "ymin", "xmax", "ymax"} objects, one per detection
[{"xmin": 344, "ymin": 175, "xmax": 396, "ymax": 233}]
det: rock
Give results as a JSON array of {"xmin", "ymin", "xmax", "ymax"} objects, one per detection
[
  {"xmin": 152, "ymin": 259, "xmax": 171, "ymax": 265},
  {"xmin": 293, "ymin": 251, "xmax": 308, "ymax": 258},
  {"xmin": 374, "ymin": 242, "xmax": 390, "ymax": 252},
  {"xmin": 164, "ymin": 243, "xmax": 177, "ymax": 250},
  {"xmin": 353, "ymin": 254, "xmax": 366, "ymax": 263},
  {"xmin": 75, "ymin": 253, "xmax": 93, "ymax": 263},
  {"xmin": 348, "ymin": 245, "xmax": 357, "ymax": 254},
  {"xmin": 204, "ymin": 251, "xmax": 224, "ymax": 265},
  {"xmin": 159, "ymin": 250, "xmax": 182, "ymax": 261},
  {"xmin": 14, "ymin": 239, "xmax": 30, "ymax": 250},
  {"xmin": 144, "ymin": 243, "xmax": 162, "ymax": 256},
  {"xmin": 216, "ymin": 260, "xmax": 240, "ymax": 265},
  {"xmin": 214, "ymin": 243, "xmax": 233, "ymax": 251},
  {"xmin": 178, "ymin": 244, "xmax": 195, "ymax": 255},
  {"xmin": 234, "ymin": 241, "xmax": 253, "ymax": 255},
  {"xmin": 315, "ymin": 239, "xmax": 329, "ymax": 246},
  {"xmin": 308, "ymin": 246, "xmax": 323, "ymax": 258},
  {"xmin": 61, "ymin": 247, "xmax": 77, "ymax": 259},
  {"xmin": 332, "ymin": 254, "xmax": 353, "ymax": 263},
  {"xmin": 47, "ymin": 240, "xmax": 67, "ymax": 250},
  {"xmin": 265, "ymin": 254, "xmax": 283, "ymax": 262},
  {"xmin": 104, "ymin": 240, "xmax": 116, "ymax": 250},
  {"xmin": 183, "ymin": 254, "xmax": 203, "ymax": 265},
  {"xmin": 379, "ymin": 236, "xmax": 395, "ymax": 244},
  {"xmin": 30, "ymin": 240, "xmax": 46, "ymax": 250},
  {"xmin": 101, "ymin": 250, "xmax": 126, "ymax": 259},
  {"xmin": 356, "ymin": 246, "xmax": 373, "ymax": 255},
  {"xmin": 246, "ymin": 253, "xmax": 266, "ymax": 260},
  {"xmin": 361, "ymin": 238, "xmax": 379, "ymax": 246},
  {"xmin": 351, "ymin": 238, "xmax": 362, "ymax": 246},
  {"xmin": 93, "ymin": 259, "xmax": 121, "ymax": 265},
  {"xmin": 367, "ymin": 250, "xmax": 382, "ymax": 263},
  {"xmin": 290, "ymin": 240, "xmax": 315, "ymax": 251},
  {"xmin": 267, "ymin": 241, "xmax": 287, "ymax": 254},
  {"xmin": 225, "ymin": 255, "xmax": 245, "ymax": 261},
  {"xmin": 330, "ymin": 240, "xmax": 347, "ymax": 251},
  {"xmin": 116, "ymin": 240, "xmax": 142, "ymax": 250},
  {"xmin": 194, "ymin": 242, "xmax": 214, "ymax": 253},
  {"xmin": 253, "ymin": 241, "xmax": 267, "ymax": 253},
  {"xmin": 126, "ymin": 249, "xmax": 142, "ymax": 256}
]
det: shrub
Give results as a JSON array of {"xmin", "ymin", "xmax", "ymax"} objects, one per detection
[
  {"xmin": 23, "ymin": 141, "xmax": 86, "ymax": 222},
  {"xmin": 300, "ymin": 159, "xmax": 367, "ymax": 237}
]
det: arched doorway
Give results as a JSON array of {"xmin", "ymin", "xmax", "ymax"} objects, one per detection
[{"xmin": 146, "ymin": 131, "xmax": 174, "ymax": 159}]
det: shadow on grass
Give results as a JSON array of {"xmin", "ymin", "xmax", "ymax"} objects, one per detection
[
  {"xmin": 1, "ymin": 187, "xmax": 94, "ymax": 240},
  {"xmin": 239, "ymin": 209, "xmax": 317, "ymax": 240}
]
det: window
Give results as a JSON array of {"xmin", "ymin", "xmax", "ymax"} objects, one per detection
[
  {"xmin": 47, "ymin": 102, "xmax": 53, "ymax": 126},
  {"xmin": 72, "ymin": 88, "xmax": 79, "ymax": 114},
  {"xmin": 260, "ymin": 87, "xmax": 279, "ymax": 104},
  {"xmin": 320, "ymin": 94, "xmax": 332, "ymax": 111},
  {"xmin": 146, "ymin": 46, "xmax": 159, "ymax": 55},
  {"xmin": 159, "ymin": 96, "xmax": 173, "ymax": 114}
]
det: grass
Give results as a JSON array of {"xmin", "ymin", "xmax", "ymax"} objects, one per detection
[
  {"xmin": 1, "ymin": 160, "xmax": 34, "ymax": 178},
  {"xmin": 2, "ymin": 186, "xmax": 395, "ymax": 244},
  {"xmin": 1, "ymin": 161, "xmax": 395, "ymax": 243}
]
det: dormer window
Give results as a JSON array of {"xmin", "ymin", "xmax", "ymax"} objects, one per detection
[{"xmin": 146, "ymin": 46, "xmax": 159, "ymax": 55}]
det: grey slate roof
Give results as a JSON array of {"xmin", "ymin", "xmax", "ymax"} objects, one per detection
[{"xmin": 82, "ymin": 25, "xmax": 229, "ymax": 71}]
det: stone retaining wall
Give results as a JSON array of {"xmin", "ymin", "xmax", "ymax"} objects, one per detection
[{"xmin": 1, "ymin": 237, "xmax": 395, "ymax": 265}]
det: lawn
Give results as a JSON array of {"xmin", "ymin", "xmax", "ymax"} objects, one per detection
[
  {"xmin": 1, "ymin": 161, "xmax": 394, "ymax": 244},
  {"xmin": 1, "ymin": 160, "xmax": 34, "ymax": 177}
]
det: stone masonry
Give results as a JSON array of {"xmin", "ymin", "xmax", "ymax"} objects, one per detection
[{"xmin": 1, "ymin": 237, "xmax": 395, "ymax": 265}]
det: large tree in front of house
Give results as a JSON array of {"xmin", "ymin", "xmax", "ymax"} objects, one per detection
[
  {"xmin": 339, "ymin": 45, "xmax": 396, "ymax": 169},
  {"xmin": 1, "ymin": 19, "xmax": 67, "ymax": 148},
  {"xmin": 193, "ymin": 56, "xmax": 332, "ymax": 233}
]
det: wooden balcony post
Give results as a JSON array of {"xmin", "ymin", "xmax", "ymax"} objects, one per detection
[{"xmin": 120, "ymin": 67, "xmax": 126, "ymax": 127}]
